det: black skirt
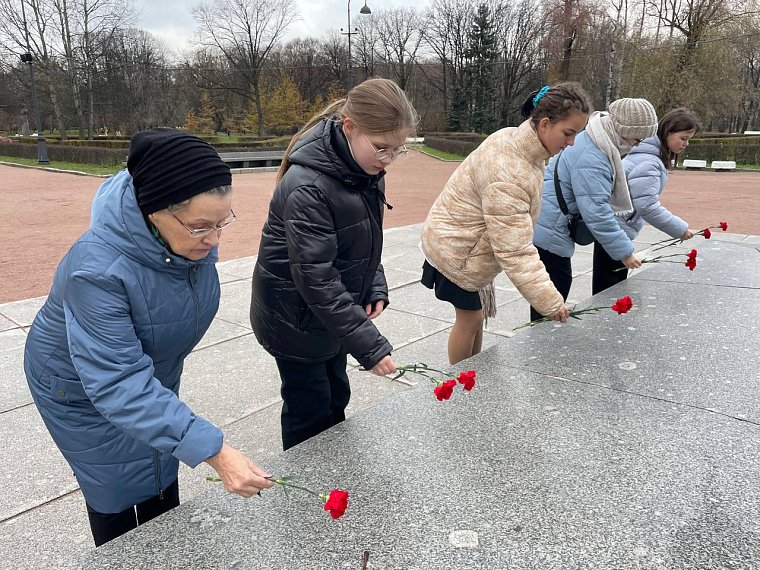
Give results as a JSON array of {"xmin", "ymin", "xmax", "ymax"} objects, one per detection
[{"xmin": 421, "ymin": 261, "xmax": 482, "ymax": 311}]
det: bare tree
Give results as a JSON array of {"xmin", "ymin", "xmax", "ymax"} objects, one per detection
[
  {"xmin": 423, "ymin": 0, "xmax": 475, "ymax": 129},
  {"xmin": 192, "ymin": 0, "xmax": 298, "ymax": 136},
  {"xmin": 372, "ymin": 7, "xmax": 424, "ymax": 90}
]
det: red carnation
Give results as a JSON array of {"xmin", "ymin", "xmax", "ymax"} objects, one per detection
[
  {"xmin": 685, "ymin": 257, "xmax": 697, "ymax": 271},
  {"xmin": 434, "ymin": 379, "xmax": 457, "ymax": 401},
  {"xmin": 703, "ymin": 228, "xmax": 711, "ymax": 239},
  {"xmin": 611, "ymin": 295, "xmax": 633, "ymax": 315},
  {"xmin": 323, "ymin": 489, "xmax": 349, "ymax": 519},
  {"xmin": 687, "ymin": 249, "xmax": 697, "ymax": 260},
  {"xmin": 457, "ymin": 370, "xmax": 477, "ymax": 391},
  {"xmin": 719, "ymin": 221, "xmax": 728, "ymax": 231}
]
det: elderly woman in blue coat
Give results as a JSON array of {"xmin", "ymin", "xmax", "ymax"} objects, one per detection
[
  {"xmin": 24, "ymin": 129, "xmax": 273, "ymax": 546},
  {"xmin": 531, "ymin": 98, "xmax": 658, "ymax": 319},
  {"xmin": 615, "ymin": 108, "xmax": 700, "ymax": 286}
]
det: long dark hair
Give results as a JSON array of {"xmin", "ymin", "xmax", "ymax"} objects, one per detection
[
  {"xmin": 520, "ymin": 82, "xmax": 594, "ymax": 125},
  {"xmin": 657, "ymin": 108, "xmax": 701, "ymax": 169}
]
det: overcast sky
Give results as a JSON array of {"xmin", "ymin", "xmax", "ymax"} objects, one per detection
[{"xmin": 134, "ymin": 0, "xmax": 433, "ymax": 55}]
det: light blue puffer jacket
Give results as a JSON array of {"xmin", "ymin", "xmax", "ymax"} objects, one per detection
[
  {"xmin": 620, "ymin": 137, "xmax": 688, "ymax": 240},
  {"xmin": 533, "ymin": 131, "xmax": 636, "ymax": 261},
  {"xmin": 24, "ymin": 169, "xmax": 223, "ymax": 513}
]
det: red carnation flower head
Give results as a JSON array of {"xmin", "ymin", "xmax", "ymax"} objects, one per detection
[
  {"xmin": 611, "ymin": 295, "xmax": 633, "ymax": 315},
  {"xmin": 719, "ymin": 221, "xmax": 728, "ymax": 231},
  {"xmin": 457, "ymin": 370, "xmax": 477, "ymax": 391},
  {"xmin": 323, "ymin": 489, "xmax": 349, "ymax": 519},
  {"xmin": 434, "ymin": 379, "xmax": 457, "ymax": 401},
  {"xmin": 703, "ymin": 228, "xmax": 711, "ymax": 239},
  {"xmin": 687, "ymin": 249, "xmax": 697, "ymax": 260},
  {"xmin": 685, "ymin": 257, "xmax": 697, "ymax": 271}
]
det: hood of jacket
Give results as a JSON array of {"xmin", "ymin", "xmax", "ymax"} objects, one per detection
[
  {"xmin": 625, "ymin": 136, "xmax": 661, "ymax": 159},
  {"xmin": 287, "ymin": 118, "xmax": 386, "ymax": 192},
  {"xmin": 89, "ymin": 169, "xmax": 218, "ymax": 271}
]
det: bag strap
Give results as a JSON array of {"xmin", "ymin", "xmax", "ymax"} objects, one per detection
[{"xmin": 553, "ymin": 151, "xmax": 570, "ymax": 215}]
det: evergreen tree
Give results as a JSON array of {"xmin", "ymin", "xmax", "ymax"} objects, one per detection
[{"xmin": 466, "ymin": 4, "xmax": 499, "ymax": 134}]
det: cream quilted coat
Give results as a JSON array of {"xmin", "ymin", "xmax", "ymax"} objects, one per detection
[{"xmin": 421, "ymin": 119, "xmax": 565, "ymax": 317}]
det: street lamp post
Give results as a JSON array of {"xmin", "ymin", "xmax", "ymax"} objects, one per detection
[
  {"xmin": 20, "ymin": 0, "xmax": 49, "ymax": 164},
  {"xmin": 341, "ymin": 0, "xmax": 371, "ymax": 92}
]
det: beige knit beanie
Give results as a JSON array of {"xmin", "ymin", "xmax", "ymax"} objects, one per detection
[{"xmin": 608, "ymin": 98, "xmax": 658, "ymax": 140}]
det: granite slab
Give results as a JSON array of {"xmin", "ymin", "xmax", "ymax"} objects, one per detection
[
  {"xmin": 0, "ymin": 329, "xmax": 31, "ymax": 413},
  {"xmin": 505, "ymin": 278, "xmax": 760, "ymax": 423},
  {"xmin": 0, "ymin": 405, "xmax": 79, "ymax": 521},
  {"xmin": 180, "ymin": 335, "xmax": 283, "ymax": 427},
  {"xmin": 193, "ymin": 317, "xmax": 252, "ymax": 351},
  {"xmin": 0, "ymin": 313, "xmax": 18, "ymax": 332},
  {"xmin": 214, "ymin": 279, "xmax": 255, "ymax": 328},
  {"xmin": 633, "ymin": 239, "xmax": 760, "ymax": 289},
  {"xmin": 65, "ymin": 364, "xmax": 760, "ymax": 569},
  {"xmin": 0, "ymin": 296, "xmax": 46, "ymax": 328}
]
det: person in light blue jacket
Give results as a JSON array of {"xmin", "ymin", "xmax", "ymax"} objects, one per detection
[
  {"xmin": 611, "ymin": 108, "xmax": 700, "ymax": 283},
  {"xmin": 532, "ymin": 98, "xmax": 658, "ymax": 319},
  {"xmin": 24, "ymin": 129, "xmax": 273, "ymax": 546}
]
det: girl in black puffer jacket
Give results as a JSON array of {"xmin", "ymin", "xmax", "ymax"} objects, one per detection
[{"xmin": 250, "ymin": 78, "xmax": 418, "ymax": 450}]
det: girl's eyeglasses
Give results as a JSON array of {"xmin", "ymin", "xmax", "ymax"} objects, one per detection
[{"xmin": 362, "ymin": 133, "xmax": 408, "ymax": 161}]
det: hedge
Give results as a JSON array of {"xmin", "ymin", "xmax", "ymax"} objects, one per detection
[
  {"xmin": 0, "ymin": 142, "xmax": 126, "ymax": 166},
  {"xmin": 683, "ymin": 137, "xmax": 760, "ymax": 164},
  {"xmin": 424, "ymin": 133, "xmax": 487, "ymax": 156}
]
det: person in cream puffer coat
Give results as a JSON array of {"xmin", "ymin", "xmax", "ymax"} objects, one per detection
[{"xmin": 420, "ymin": 82, "xmax": 593, "ymax": 364}]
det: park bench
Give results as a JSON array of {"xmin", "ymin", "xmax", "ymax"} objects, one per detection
[
  {"xmin": 682, "ymin": 159, "xmax": 707, "ymax": 170},
  {"xmin": 711, "ymin": 160, "xmax": 736, "ymax": 171},
  {"xmin": 217, "ymin": 150, "xmax": 284, "ymax": 170}
]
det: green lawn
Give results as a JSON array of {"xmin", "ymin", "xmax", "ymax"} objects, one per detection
[
  {"xmin": 416, "ymin": 145, "xmax": 465, "ymax": 161},
  {"xmin": 0, "ymin": 155, "xmax": 120, "ymax": 176}
]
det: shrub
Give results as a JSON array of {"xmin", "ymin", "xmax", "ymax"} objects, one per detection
[
  {"xmin": 683, "ymin": 137, "xmax": 760, "ymax": 165},
  {"xmin": 0, "ymin": 142, "xmax": 125, "ymax": 166},
  {"xmin": 424, "ymin": 133, "xmax": 487, "ymax": 156}
]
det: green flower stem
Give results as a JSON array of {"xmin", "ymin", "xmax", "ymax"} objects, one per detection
[
  {"xmin": 392, "ymin": 363, "xmax": 452, "ymax": 384},
  {"xmin": 513, "ymin": 306, "xmax": 606, "ymax": 330},
  {"xmin": 205, "ymin": 475, "xmax": 323, "ymax": 500},
  {"xmin": 613, "ymin": 254, "xmax": 687, "ymax": 272}
]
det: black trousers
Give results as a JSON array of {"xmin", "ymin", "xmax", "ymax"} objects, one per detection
[
  {"xmin": 86, "ymin": 478, "xmax": 180, "ymax": 547},
  {"xmin": 530, "ymin": 247, "xmax": 572, "ymax": 322},
  {"xmin": 275, "ymin": 352, "xmax": 350, "ymax": 451},
  {"xmin": 592, "ymin": 240, "xmax": 628, "ymax": 295}
]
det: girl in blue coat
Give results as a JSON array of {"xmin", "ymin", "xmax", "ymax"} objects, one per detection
[
  {"xmin": 24, "ymin": 129, "xmax": 273, "ymax": 546},
  {"xmin": 532, "ymin": 98, "xmax": 657, "ymax": 318},
  {"xmin": 613, "ymin": 108, "xmax": 700, "ymax": 283}
]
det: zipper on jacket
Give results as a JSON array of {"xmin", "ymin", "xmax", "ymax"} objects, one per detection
[
  {"xmin": 188, "ymin": 266, "xmax": 200, "ymax": 339},
  {"xmin": 153, "ymin": 449, "xmax": 164, "ymax": 500}
]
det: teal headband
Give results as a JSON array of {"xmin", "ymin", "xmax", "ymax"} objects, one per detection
[{"xmin": 533, "ymin": 85, "xmax": 550, "ymax": 107}]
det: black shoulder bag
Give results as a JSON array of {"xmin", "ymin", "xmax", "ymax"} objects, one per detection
[{"xmin": 553, "ymin": 152, "xmax": 595, "ymax": 246}]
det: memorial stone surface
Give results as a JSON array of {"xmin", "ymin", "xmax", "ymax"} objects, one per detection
[{"xmin": 64, "ymin": 240, "xmax": 760, "ymax": 569}]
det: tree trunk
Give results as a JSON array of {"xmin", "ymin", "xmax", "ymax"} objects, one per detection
[{"xmin": 559, "ymin": 0, "xmax": 575, "ymax": 80}]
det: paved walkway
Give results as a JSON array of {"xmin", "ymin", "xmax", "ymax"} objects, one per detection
[
  {"xmin": 1, "ymin": 221, "xmax": 757, "ymax": 568},
  {"xmin": 2, "ymin": 155, "xmax": 759, "ymax": 303}
]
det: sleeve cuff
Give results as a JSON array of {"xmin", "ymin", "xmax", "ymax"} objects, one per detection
[{"xmin": 172, "ymin": 416, "xmax": 224, "ymax": 468}]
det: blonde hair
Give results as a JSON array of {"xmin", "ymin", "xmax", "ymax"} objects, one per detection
[{"xmin": 277, "ymin": 78, "xmax": 419, "ymax": 180}]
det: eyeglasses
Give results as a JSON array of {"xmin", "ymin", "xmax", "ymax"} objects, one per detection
[
  {"xmin": 172, "ymin": 209, "xmax": 237, "ymax": 238},
  {"xmin": 362, "ymin": 132, "xmax": 408, "ymax": 162}
]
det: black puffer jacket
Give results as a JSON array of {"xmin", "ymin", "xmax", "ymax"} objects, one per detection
[{"xmin": 250, "ymin": 119, "xmax": 392, "ymax": 369}]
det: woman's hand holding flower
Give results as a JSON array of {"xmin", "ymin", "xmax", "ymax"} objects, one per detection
[{"xmin": 205, "ymin": 443, "xmax": 274, "ymax": 498}]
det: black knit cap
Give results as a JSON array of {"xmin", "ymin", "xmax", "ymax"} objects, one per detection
[{"xmin": 127, "ymin": 128, "xmax": 231, "ymax": 216}]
